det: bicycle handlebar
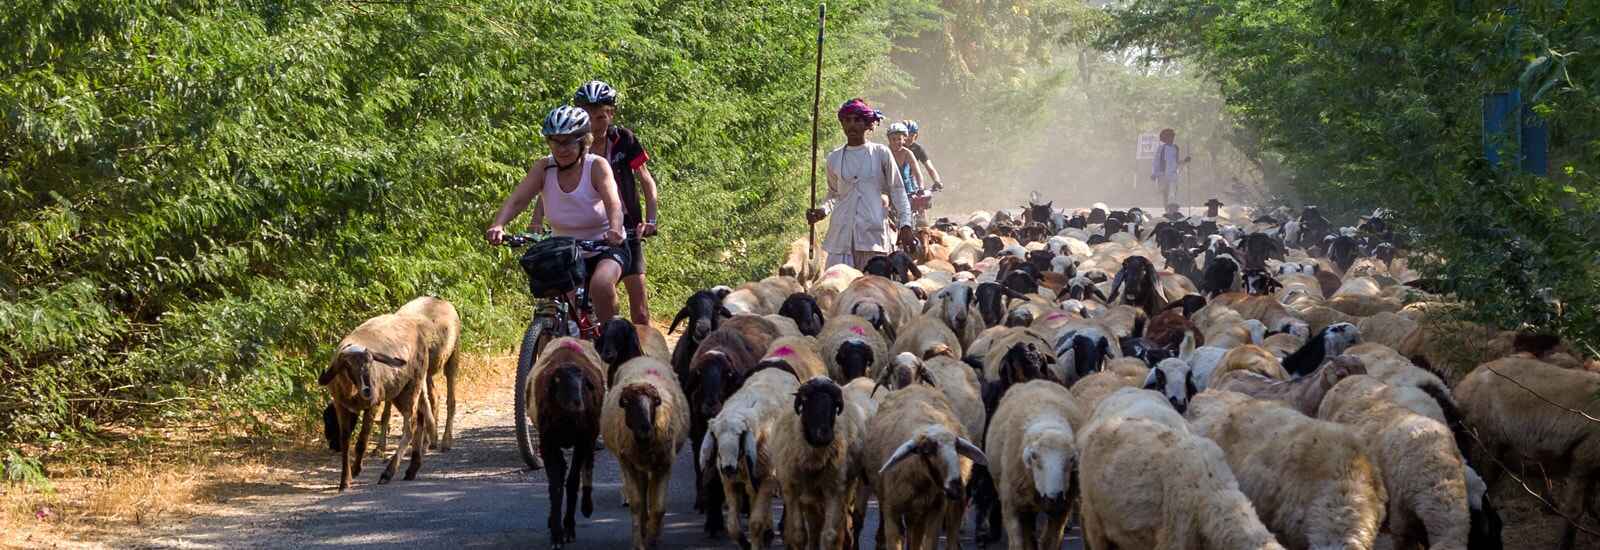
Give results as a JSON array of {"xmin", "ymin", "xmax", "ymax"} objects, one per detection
[{"xmin": 499, "ymin": 233, "xmax": 615, "ymax": 250}]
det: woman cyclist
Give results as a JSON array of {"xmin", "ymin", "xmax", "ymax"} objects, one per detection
[
  {"xmin": 888, "ymin": 122, "xmax": 930, "ymax": 226},
  {"xmin": 486, "ymin": 105, "xmax": 629, "ymax": 324}
]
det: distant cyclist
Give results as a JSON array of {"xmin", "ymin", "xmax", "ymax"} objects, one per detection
[
  {"xmin": 903, "ymin": 120, "xmax": 944, "ymax": 192},
  {"xmin": 573, "ymin": 80, "xmax": 659, "ymax": 326},
  {"xmin": 887, "ymin": 122, "xmax": 929, "ymax": 225},
  {"xmin": 486, "ymin": 105, "xmax": 628, "ymax": 324}
]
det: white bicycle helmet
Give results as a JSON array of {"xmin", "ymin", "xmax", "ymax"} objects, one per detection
[
  {"xmin": 887, "ymin": 122, "xmax": 910, "ymax": 135},
  {"xmin": 573, "ymin": 80, "xmax": 618, "ymax": 106},
  {"xmin": 542, "ymin": 105, "xmax": 591, "ymax": 137}
]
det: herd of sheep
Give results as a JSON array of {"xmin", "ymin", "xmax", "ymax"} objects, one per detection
[{"xmin": 316, "ymin": 200, "xmax": 1600, "ymax": 550}]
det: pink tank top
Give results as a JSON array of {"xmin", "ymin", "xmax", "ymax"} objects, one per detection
[{"xmin": 542, "ymin": 154, "xmax": 610, "ymax": 241}]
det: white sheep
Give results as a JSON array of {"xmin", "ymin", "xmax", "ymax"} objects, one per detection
[
  {"xmin": 890, "ymin": 311, "xmax": 966, "ymax": 361},
  {"xmin": 698, "ymin": 368, "xmax": 800, "ymax": 548},
  {"xmin": 1454, "ymin": 357, "xmax": 1600, "ymax": 550},
  {"xmin": 1318, "ymin": 375, "xmax": 1482, "ymax": 550},
  {"xmin": 1186, "ymin": 390, "xmax": 1387, "ymax": 550},
  {"xmin": 865, "ymin": 384, "xmax": 988, "ymax": 550},
  {"xmin": 985, "ymin": 380, "xmax": 1083, "ymax": 550},
  {"xmin": 600, "ymin": 357, "xmax": 689, "ymax": 550},
  {"xmin": 1142, "ymin": 358, "xmax": 1199, "ymax": 413},
  {"xmin": 1076, "ymin": 388, "xmax": 1284, "ymax": 550},
  {"xmin": 922, "ymin": 281, "xmax": 987, "ymax": 348}
]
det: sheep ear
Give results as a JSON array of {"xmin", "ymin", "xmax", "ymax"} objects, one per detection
[
  {"xmin": 792, "ymin": 391, "xmax": 805, "ymax": 415},
  {"xmin": 1179, "ymin": 331, "xmax": 1197, "ymax": 360},
  {"xmin": 371, "ymin": 352, "xmax": 406, "ymax": 367},
  {"xmin": 1185, "ymin": 371, "xmax": 1199, "ymax": 397},
  {"xmin": 698, "ymin": 433, "xmax": 715, "ymax": 472},
  {"xmin": 317, "ymin": 363, "xmax": 340, "ymax": 386},
  {"xmin": 714, "ymin": 287, "xmax": 732, "ymax": 301},
  {"xmin": 718, "ymin": 306, "xmax": 734, "ymax": 319},
  {"xmin": 742, "ymin": 430, "xmax": 761, "ymax": 485},
  {"xmin": 1142, "ymin": 368, "xmax": 1163, "ymax": 390},
  {"xmin": 956, "ymin": 437, "xmax": 989, "ymax": 466},
  {"xmin": 669, "ymin": 307, "xmax": 690, "ymax": 334},
  {"xmin": 880, "ymin": 439, "xmax": 922, "ymax": 475}
]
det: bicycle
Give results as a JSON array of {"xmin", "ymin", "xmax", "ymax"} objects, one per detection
[{"xmin": 500, "ymin": 232, "xmax": 615, "ymax": 471}]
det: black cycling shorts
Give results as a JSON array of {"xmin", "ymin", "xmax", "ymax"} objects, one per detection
[
  {"xmin": 622, "ymin": 237, "xmax": 646, "ymax": 276},
  {"xmin": 583, "ymin": 245, "xmax": 631, "ymax": 283}
]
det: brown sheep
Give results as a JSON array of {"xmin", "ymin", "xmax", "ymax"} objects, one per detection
[
  {"xmin": 1209, "ymin": 345, "xmax": 1290, "ymax": 387},
  {"xmin": 529, "ymin": 337, "xmax": 607, "ymax": 546},
  {"xmin": 395, "ymin": 296, "xmax": 461, "ymax": 452},
  {"xmin": 601, "ymin": 357, "xmax": 689, "ymax": 550},
  {"xmin": 771, "ymin": 377, "xmax": 870, "ymax": 550},
  {"xmin": 318, "ymin": 314, "xmax": 435, "ymax": 491},
  {"xmin": 864, "ymin": 384, "xmax": 988, "ymax": 550},
  {"xmin": 1212, "ymin": 354, "xmax": 1367, "ymax": 416},
  {"xmin": 684, "ymin": 315, "xmax": 778, "ymax": 535}
]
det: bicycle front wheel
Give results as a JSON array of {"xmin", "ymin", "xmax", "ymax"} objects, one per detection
[{"xmin": 513, "ymin": 317, "xmax": 554, "ymax": 471}]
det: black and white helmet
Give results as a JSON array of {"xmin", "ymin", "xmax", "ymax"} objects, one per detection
[
  {"xmin": 541, "ymin": 105, "xmax": 591, "ymax": 137},
  {"xmin": 573, "ymin": 80, "xmax": 618, "ymax": 106}
]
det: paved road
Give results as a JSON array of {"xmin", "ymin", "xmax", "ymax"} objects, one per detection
[{"xmin": 130, "ymin": 388, "xmax": 1085, "ymax": 549}]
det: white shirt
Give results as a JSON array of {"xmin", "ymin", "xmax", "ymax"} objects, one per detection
[
  {"xmin": 820, "ymin": 142, "xmax": 913, "ymax": 254},
  {"xmin": 1153, "ymin": 142, "xmax": 1181, "ymax": 179}
]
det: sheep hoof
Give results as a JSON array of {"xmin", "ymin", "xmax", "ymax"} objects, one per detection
[{"xmin": 377, "ymin": 472, "xmax": 393, "ymax": 485}]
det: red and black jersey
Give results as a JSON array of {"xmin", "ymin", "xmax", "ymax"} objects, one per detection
[{"xmin": 605, "ymin": 126, "xmax": 651, "ymax": 227}]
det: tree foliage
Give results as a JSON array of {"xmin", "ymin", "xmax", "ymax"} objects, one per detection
[
  {"xmin": 0, "ymin": 0, "xmax": 893, "ymax": 449},
  {"xmin": 1105, "ymin": 0, "xmax": 1599, "ymax": 347}
]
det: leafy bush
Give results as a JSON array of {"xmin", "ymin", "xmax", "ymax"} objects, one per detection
[
  {"xmin": 0, "ymin": 0, "xmax": 895, "ymax": 451},
  {"xmin": 1104, "ymin": 0, "xmax": 1599, "ymax": 347}
]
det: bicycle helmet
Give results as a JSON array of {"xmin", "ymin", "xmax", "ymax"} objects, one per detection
[
  {"xmin": 887, "ymin": 122, "xmax": 909, "ymax": 136},
  {"xmin": 904, "ymin": 119, "xmax": 920, "ymax": 134},
  {"xmin": 573, "ymin": 80, "xmax": 618, "ymax": 106},
  {"xmin": 542, "ymin": 105, "xmax": 591, "ymax": 137}
]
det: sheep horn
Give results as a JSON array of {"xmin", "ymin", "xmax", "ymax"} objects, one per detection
[
  {"xmin": 955, "ymin": 437, "xmax": 989, "ymax": 466},
  {"xmin": 879, "ymin": 438, "xmax": 923, "ymax": 475}
]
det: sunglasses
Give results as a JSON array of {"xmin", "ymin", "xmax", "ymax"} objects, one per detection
[{"xmin": 546, "ymin": 136, "xmax": 583, "ymax": 150}]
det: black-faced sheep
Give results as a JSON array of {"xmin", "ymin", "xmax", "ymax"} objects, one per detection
[
  {"xmin": 777, "ymin": 292, "xmax": 826, "ymax": 337},
  {"xmin": 1106, "ymin": 255, "xmax": 1164, "ymax": 316},
  {"xmin": 1282, "ymin": 322, "xmax": 1361, "ymax": 377},
  {"xmin": 1051, "ymin": 322, "xmax": 1120, "ymax": 386},
  {"xmin": 865, "ymin": 384, "xmax": 988, "ymax": 550},
  {"xmin": 1142, "ymin": 358, "xmax": 1199, "ymax": 414},
  {"xmin": 1076, "ymin": 388, "xmax": 1284, "ymax": 550},
  {"xmin": 600, "ymin": 357, "xmax": 689, "ymax": 550},
  {"xmin": 985, "ymin": 380, "xmax": 1083, "ymax": 550},
  {"xmin": 1186, "ymin": 390, "xmax": 1387, "ymax": 550},
  {"xmin": 318, "ymin": 315, "xmax": 435, "ymax": 491},
  {"xmin": 818, "ymin": 314, "xmax": 889, "ymax": 382},
  {"xmin": 682, "ymin": 315, "xmax": 776, "ymax": 533},
  {"xmin": 528, "ymin": 337, "xmax": 608, "ymax": 547},
  {"xmin": 669, "ymin": 289, "xmax": 733, "ymax": 385},
  {"xmin": 1212, "ymin": 354, "xmax": 1367, "ymax": 416},
  {"xmin": 699, "ymin": 368, "xmax": 801, "ymax": 548},
  {"xmin": 1319, "ymin": 374, "xmax": 1499, "ymax": 550},
  {"xmin": 771, "ymin": 376, "xmax": 869, "ymax": 550},
  {"xmin": 1454, "ymin": 357, "xmax": 1600, "ymax": 550},
  {"xmin": 597, "ymin": 317, "xmax": 646, "ymax": 386}
]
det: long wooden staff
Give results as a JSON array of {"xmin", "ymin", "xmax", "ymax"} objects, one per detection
[{"xmin": 807, "ymin": 3, "xmax": 826, "ymax": 259}]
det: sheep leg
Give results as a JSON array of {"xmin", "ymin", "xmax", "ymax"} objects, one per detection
[
  {"xmin": 751, "ymin": 478, "xmax": 779, "ymax": 549},
  {"xmin": 821, "ymin": 492, "xmax": 850, "ymax": 550},
  {"xmin": 849, "ymin": 484, "xmax": 869, "ymax": 550},
  {"xmin": 563, "ymin": 446, "xmax": 585, "ymax": 540},
  {"xmin": 943, "ymin": 498, "xmax": 967, "ymax": 549},
  {"xmin": 705, "ymin": 469, "xmax": 726, "ymax": 537},
  {"xmin": 1078, "ymin": 495, "xmax": 1109, "ymax": 550},
  {"xmin": 404, "ymin": 396, "xmax": 432, "ymax": 481},
  {"xmin": 379, "ymin": 394, "xmax": 415, "ymax": 484},
  {"xmin": 1558, "ymin": 475, "xmax": 1596, "ymax": 550},
  {"xmin": 881, "ymin": 504, "xmax": 904, "ymax": 550},
  {"xmin": 351, "ymin": 406, "xmax": 374, "ymax": 478},
  {"xmin": 579, "ymin": 445, "xmax": 595, "ymax": 518},
  {"xmin": 781, "ymin": 482, "xmax": 806, "ymax": 549},
  {"xmin": 442, "ymin": 349, "xmax": 458, "ymax": 451},
  {"xmin": 648, "ymin": 470, "xmax": 671, "ymax": 550},
  {"xmin": 335, "ymin": 407, "xmax": 357, "ymax": 491},
  {"xmin": 1039, "ymin": 509, "xmax": 1070, "ymax": 550},
  {"xmin": 720, "ymin": 474, "xmax": 746, "ymax": 549},
  {"xmin": 544, "ymin": 441, "xmax": 570, "ymax": 546},
  {"xmin": 621, "ymin": 465, "xmax": 646, "ymax": 550},
  {"xmin": 915, "ymin": 512, "xmax": 942, "ymax": 550},
  {"xmin": 375, "ymin": 401, "xmax": 390, "ymax": 455},
  {"xmin": 1001, "ymin": 504, "xmax": 1030, "ymax": 550}
]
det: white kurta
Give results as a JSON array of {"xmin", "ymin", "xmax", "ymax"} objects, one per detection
[{"xmin": 820, "ymin": 142, "xmax": 913, "ymax": 257}]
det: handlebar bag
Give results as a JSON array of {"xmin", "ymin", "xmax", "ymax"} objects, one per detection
[
  {"xmin": 519, "ymin": 237, "xmax": 586, "ymax": 298},
  {"xmin": 911, "ymin": 192, "xmax": 934, "ymax": 211}
]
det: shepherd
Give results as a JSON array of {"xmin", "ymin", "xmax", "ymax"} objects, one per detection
[
  {"xmin": 806, "ymin": 98, "xmax": 917, "ymax": 270},
  {"xmin": 1150, "ymin": 128, "xmax": 1191, "ymax": 208}
]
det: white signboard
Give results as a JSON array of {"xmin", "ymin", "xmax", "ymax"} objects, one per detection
[{"xmin": 1135, "ymin": 133, "xmax": 1160, "ymax": 160}]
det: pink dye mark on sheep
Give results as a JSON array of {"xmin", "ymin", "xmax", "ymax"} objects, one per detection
[
  {"xmin": 850, "ymin": 326, "xmax": 867, "ymax": 336},
  {"xmin": 562, "ymin": 339, "xmax": 583, "ymax": 352},
  {"xmin": 1046, "ymin": 312, "xmax": 1067, "ymax": 321},
  {"xmin": 773, "ymin": 346, "xmax": 794, "ymax": 357},
  {"xmin": 646, "ymin": 368, "xmax": 659, "ymax": 377}
]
